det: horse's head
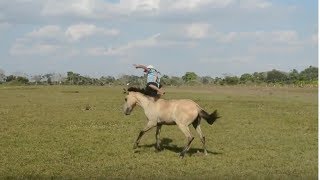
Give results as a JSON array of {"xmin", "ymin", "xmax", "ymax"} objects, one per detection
[
  {"xmin": 123, "ymin": 91, "xmax": 138, "ymax": 115},
  {"xmin": 123, "ymin": 87, "xmax": 154, "ymax": 115}
]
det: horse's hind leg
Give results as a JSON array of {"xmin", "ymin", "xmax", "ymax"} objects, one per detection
[
  {"xmin": 177, "ymin": 124, "xmax": 194, "ymax": 158},
  {"xmin": 155, "ymin": 124, "xmax": 162, "ymax": 151},
  {"xmin": 193, "ymin": 122, "xmax": 208, "ymax": 155},
  {"xmin": 133, "ymin": 121, "xmax": 156, "ymax": 149}
]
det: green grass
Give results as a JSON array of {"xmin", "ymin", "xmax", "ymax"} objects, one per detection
[{"xmin": 0, "ymin": 85, "xmax": 317, "ymax": 179}]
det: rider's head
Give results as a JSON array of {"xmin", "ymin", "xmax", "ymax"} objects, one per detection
[{"xmin": 147, "ymin": 65, "xmax": 154, "ymax": 69}]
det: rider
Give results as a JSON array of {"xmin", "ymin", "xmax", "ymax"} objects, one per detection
[{"xmin": 133, "ymin": 64, "xmax": 165, "ymax": 97}]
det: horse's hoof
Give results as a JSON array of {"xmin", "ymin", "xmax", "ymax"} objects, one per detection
[
  {"xmin": 155, "ymin": 146, "xmax": 162, "ymax": 151},
  {"xmin": 179, "ymin": 153, "xmax": 185, "ymax": 159},
  {"xmin": 133, "ymin": 144, "xmax": 139, "ymax": 149}
]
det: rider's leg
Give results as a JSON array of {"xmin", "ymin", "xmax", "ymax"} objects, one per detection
[{"xmin": 148, "ymin": 84, "xmax": 164, "ymax": 95}]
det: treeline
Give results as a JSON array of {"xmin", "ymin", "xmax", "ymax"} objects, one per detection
[{"xmin": 0, "ymin": 66, "xmax": 317, "ymax": 87}]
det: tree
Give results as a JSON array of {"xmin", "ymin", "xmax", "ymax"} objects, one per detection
[
  {"xmin": 182, "ymin": 72, "xmax": 198, "ymax": 83},
  {"xmin": 67, "ymin": 71, "xmax": 74, "ymax": 84},
  {"xmin": 51, "ymin": 73, "xmax": 66, "ymax": 85},
  {"xmin": 5, "ymin": 75, "xmax": 29, "ymax": 84},
  {"xmin": 266, "ymin": 69, "xmax": 288, "ymax": 83},
  {"xmin": 201, "ymin": 76, "xmax": 214, "ymax": 85},
  {"xmin": 128, "ymin": 75, "xmax": 141, "ymax": 86},
  {"xmin": 299, "ymin": 66, "xmax": 318, "ymax": 81},
  {"xmin": 66, "ymin": 71, "xmax": 82, "ymax": 85},
  {"xmin": 6, "ymin": 75, "xmax": 15, "ymax": 82},
  {"xmin": 42, "ymin": 73, "xmax": 54, "ymax": 85},
  {"xmin": 160, "ymin": 75, "xmax": 171, "ymax": 86},
  {"xmin": 115, "ymin": 74, "xmax": 130, "ymax": 86},
  {"xmin": 31, "ymin": 75, "xmax": 42, "ymax": 85},
  {"xmin": 240, "ymin": 73, "xmax": 253, "ymax": 84},
  {"xmin": 288, "ymin": 69, "xmax": 299, "ymax": 84},
  {"xmin": 213, "ymin": 77, "xmax": 223, "ymax": 85},
  {"xmin": 252, "ymin": 72, "xmax": 266, "ymax": 83},
  {"xmin": 224, "ymin": 76, "xmax": 239, "ymax": 85},
  {"xmin": 16, "ymin": 76, "xmax": 29, "ymax": 84},
  {"xmin": 100, "ymin": 76, "xmax": 115, "ymax": 85},
  {"xmin": 170, "ymin": 76, "xmax": 184, "ymax": 86},
  {"xmin": 114, "ymin": 75, "xmax": 145, "ymax": 86},
  {"xmin": 0, "ymin": 69, "xmax": 5, "ymax": 83}
]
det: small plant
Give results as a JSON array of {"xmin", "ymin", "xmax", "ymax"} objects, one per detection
[{"xmin": 84, "ymin": 104, "xmax": 91, "ymax": 111}]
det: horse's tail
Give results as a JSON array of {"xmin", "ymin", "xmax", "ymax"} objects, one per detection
[{"xmin": 199, "ymin": 109, "xmax": 220, "ymax": 125}]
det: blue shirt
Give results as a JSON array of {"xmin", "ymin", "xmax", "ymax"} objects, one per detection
[{"xmin": 147, "ymin": 68, "xmax": 158, "ymax": 84}]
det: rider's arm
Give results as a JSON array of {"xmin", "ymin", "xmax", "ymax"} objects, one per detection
[{"xmin": 133, "ymin": 64, "xmax": 148, "ymax": 71}]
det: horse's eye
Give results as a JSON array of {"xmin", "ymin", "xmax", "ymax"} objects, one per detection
[{"xmin": 125, "ymin": 98, "xmax": 127, "ymax": 102}]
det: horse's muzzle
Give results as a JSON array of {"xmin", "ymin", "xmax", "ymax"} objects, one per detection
[{"xmin": 124, "ymin": 107, "xmax": 131, "ymax": 115}]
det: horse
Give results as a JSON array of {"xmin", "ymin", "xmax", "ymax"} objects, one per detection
[{"xmin": 122, "ymin": 87, "xmax": 220, "ymax": 158}]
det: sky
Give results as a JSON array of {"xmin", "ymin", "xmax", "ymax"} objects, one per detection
[{"xmin": 0, "ymin": 0, "xmax": 318, "ymax": 77}]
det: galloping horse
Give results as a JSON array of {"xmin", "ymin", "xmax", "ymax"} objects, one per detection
[{"xmin": 123, "ymin": 87, "xmax": 220, "ymax": 158}]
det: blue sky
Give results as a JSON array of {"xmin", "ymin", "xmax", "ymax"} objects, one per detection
[{"xmin": 0, "ymin": 0, "xmax": 318, "ymax": 77}]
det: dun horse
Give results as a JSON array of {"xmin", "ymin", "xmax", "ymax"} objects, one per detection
[{"xmin": 123, "ymin": 87, "xmax": 220, "ymax": 157}]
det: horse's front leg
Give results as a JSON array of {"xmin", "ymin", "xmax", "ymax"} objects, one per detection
[
  {"xmin": 133, "ymin": 121, "xmax": 157, "ymax": 149},
  {"xmin": 155, "ymin": 124, "xmax": 162, "ymax": 151}
]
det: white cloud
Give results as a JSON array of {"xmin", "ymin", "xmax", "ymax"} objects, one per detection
[
  {"xmin": 0, "ymin": 0, "xmax": 275, "ymax": 31},
  {"xmin": 248, "ymin": 44, "xmax": 302, "ymax": 54},
  {"xmin": 200, "ymin": 56, "xmax": 255, "ymax": 64},
  {"xmin": 10, "ymin": 43, "xmax": 59, "ymax": 55},
  {"xmin": 256, "ymin": 31, "xmax": 299, "ymax": 44},
  {"xmin": 10, "ymin": 23, "xmax": 119, "ymax": 55},
  {"xmin": 239, "ymin": 0, "xmax": 272, "ymax": 9},
  {"xmin": 311, "ymin": 33, "xmax": 318, "ymax": 45},
  {"xmin": 185, "ymin": 23, "xmax": 210, "ymax": 39},
  {"xmin": 0, "ymin": 22, "xmax": 11, "ymax": 38},
  {"xmin": 212, "ymin": 30, "xmax": 303, "ymax": 54},
  {"xmin": 119, "ymin": 0, "xmax": 160, "ymax": 12},
  {"xmin": 15, "ymin": 23, "xmax": 118, "ymax": 43},
  {"xmin": 230, "ymin": 56, "xmax": 256, "ymax": 64},
  {"xmin": 65, "ymin": 23, "xmax": 119, "ymax": 41},
  {"xmin": 38, "ymin": 0, "xmax": 272, "ymax": 20},
  {"xmin": 42, "ymin": 0, "xmax": 96, "ymax": 17},
  {"xmin": 0, "ymin": 22, "xmax": 11, "ymax": 30},
  {"xmin": 167, "ymin": 0, "xmax": 235, "ymax": 11},
  {"xmin": 254, "ymin": 31, "xmax": 301, "ymax": 47},
  {"xmin": 212, "ymin": 30, "xmax": 300, "ymax": 45},
  {"xmin": 27, "ymin": 25, "xmax": 63, "ymax": 39},
  {"xmin": 180, "ymin": 23, "xmax": 298, "ymax": 46},
  {"xmin": 214, "ymin": 32, "xmax": 238, "ymax": 43},
  {"xmin": 88, "ymin": 33, "xmax": 160, "ymax": 56}
]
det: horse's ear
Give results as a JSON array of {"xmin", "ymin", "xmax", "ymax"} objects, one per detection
[{"xmin": 123, "ymin": 88, "xmax": 128, "ymax": 94}]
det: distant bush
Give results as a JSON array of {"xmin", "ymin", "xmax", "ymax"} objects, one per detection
[
  {"xmin": 6, "ymin": 75, "xmax": 29, "ymax": 85},
  {"xmin": 225, "ymin": 76, "xmax": 239, "ymax": 85},
  {"xmin": 0, "ymin": 66, "xmax": 317, "ymax": 87}
]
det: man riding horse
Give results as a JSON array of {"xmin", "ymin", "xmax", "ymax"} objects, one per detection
[
  {"xmin": 123, "ymin": 86, "xmax": 220, "ymax": 158},
  {"xmin": 124, "ymin": 64, "xmax": 220, "ymax": 158},
  {"xmin": 133, "ymin": 64, "xmax": 165, "ymax": 97}
]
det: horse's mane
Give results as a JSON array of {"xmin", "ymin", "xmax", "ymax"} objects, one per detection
[
  {"xmin": 127, "ymin": 86, "xmax": 160, "ymax": 100},
  {"xmin": 127, "ymin": 87, "xmax": 147, "ymax": 94}
]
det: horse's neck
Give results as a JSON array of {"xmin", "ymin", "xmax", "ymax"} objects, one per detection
[{"xmin": 135, "ymin": 93, "xmax": 155, "ymax": 109}]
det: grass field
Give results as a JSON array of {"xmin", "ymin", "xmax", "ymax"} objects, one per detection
[{"xmin": 0, "ymin": 85, "xmax": 318, "ymax": 179}]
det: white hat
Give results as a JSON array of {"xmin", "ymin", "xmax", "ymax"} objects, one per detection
[{"xmin": 147, "ymin": 65, "xmax": 154, "ymax": 69}]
